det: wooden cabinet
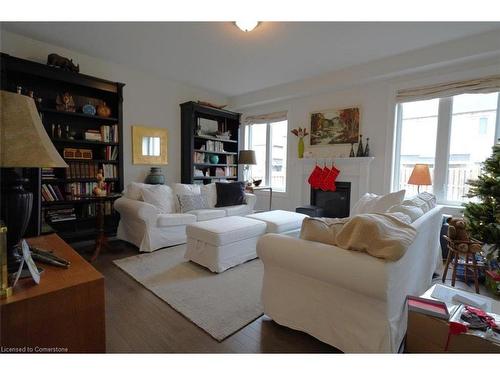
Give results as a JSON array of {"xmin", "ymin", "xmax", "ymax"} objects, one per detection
[
  {"xmin": 180, "ymin": 101, "xmax": 241, "ymax": 184},
  {"xmin": 0, "ymin": 234, "xmax": 105, "ymax": 353}
]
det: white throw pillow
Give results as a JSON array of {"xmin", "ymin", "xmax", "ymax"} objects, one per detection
[
  {"xmin": 417, "ymin": 192, "xmax": 437, "ymax": 211},
  {"xmin": 402, "ymin": 196, "xmax": 429, "ymax": 213},
  {"xmin": 173, "ymin": 183, "xmax": 201, "ymax": 212},
  {"xmin": 388, "ymin": 204, "xmax": 424, "ymax": 222},
  {"xmin": 174, "ymin": 183, "xmax": 201, "ymax": 197},
  {"xmin": 351, "ymin": 193, "xmax": 377, "ymax": 215},
  {"xmin": 141, "ymin": 185, "xmax": 176, "ymax": 214},
  {"xmin": 351, "ymin": 190, "xmax": 405, "ymax": 215},
  {"xmin": 124, "ymin": 182, "xmax": 152, "ymax": 201},
  {"xmin": 200, "ymin": 183, "xmax": 217, "ymax": 208},
  {"xmin": 178, "ymin": 194, "xmax": 210, "ymax": 213}
]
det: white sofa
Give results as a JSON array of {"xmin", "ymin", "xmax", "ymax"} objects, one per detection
[
  {"xmin": 115, "ymin": 182, "xmax": 256, "ymax": 252},
  {"xmin": 256, "ymin": 205, "xmax": 443, "ymax": 353}
]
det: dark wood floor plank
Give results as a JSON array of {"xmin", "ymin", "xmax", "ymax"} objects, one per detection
[{"xmin": 73, "ymin": 240, "xmax": 339, "ymax": 353}]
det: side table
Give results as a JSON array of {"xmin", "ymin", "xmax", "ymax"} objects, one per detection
[
  {"xmin": 90, "ymin": 194, "xmax": 121, "ymax": 262},
  {"xmin": 246, "ymin": 186, "xmax": 273, "ymax": 211}
]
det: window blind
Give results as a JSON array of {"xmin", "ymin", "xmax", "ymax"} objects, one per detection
[
  {"xmin": 396, "ymin": 75, "xmax": 500, "ymax": 103},
  {"xmin": 242, "ymin": 111, "xmax": 287, "ymax": 125}
]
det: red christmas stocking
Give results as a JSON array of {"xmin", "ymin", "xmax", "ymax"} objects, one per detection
[
  {"xmin": 308, "ymin": 165, "xmax": 323, "ymax": 189},
  {"xmin": 319, "ymin": 167, "xmax": 331, "ymax": 191},
  {"xmin": 320, "ymin": 165, "xmax": 340, "ymax": 191}
]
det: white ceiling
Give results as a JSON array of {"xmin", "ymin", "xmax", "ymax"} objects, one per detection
[{"xmin": 2, "ymin": 22, "xmax": 500, "ymax": 96}]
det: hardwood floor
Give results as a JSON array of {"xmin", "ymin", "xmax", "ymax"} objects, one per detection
[{"xmin": 74, "ymin": 240, "xmax": 340, "ymax": 353}]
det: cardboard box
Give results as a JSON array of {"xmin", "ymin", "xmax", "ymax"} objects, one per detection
[{"xmin": 406, "ymin": 310, "xmax": 500, "ymax": 353}]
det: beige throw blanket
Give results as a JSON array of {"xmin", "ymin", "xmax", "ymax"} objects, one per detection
[{"xmin": 300, "ymin": 213, "xmax": 416, "ymax": 261}]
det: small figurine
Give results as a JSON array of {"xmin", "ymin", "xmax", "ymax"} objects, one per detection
[
  {"xmin": 47, "ymin": 53, "xmax": 80, "ymax": 73},
  {"xmin": 364, "ymin": 137, "xmax": 370, "ymax": 157},
  {"xmin": 93, "ymin": 170, "xmax": 107, "ymax": 197},
  {"xmin": 56, "ymin": 92, "xmax": 76, "ymax": 112},
  {"xmin": 356, "ymin": 134, "xmax": 364, "ymax": 157}
]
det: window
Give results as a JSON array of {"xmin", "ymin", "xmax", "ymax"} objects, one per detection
[
  {"xmin": 245, "ymin": 120, "xmax": 288, "ymax": 192},
  {"xmin": 393, "ymin": 92, "xmax": 499, "ymax": 204}
]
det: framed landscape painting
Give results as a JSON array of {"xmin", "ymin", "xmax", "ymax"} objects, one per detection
[{"xmin": 310, "ymin": 107, "xmax": 360, "ymax": 145}]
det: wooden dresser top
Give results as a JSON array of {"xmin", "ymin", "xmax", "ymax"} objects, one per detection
[{"xmin": 1, "ymin": 234, "xmax": 103, "ymax": 305}]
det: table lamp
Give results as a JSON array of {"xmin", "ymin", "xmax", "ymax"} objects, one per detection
[
  {"xmin": 1, "ymin": 90, "xmax": 67, "ymax": 272},
  {"xmin": 408, "ymin": 164, "xmax": 432, "ymax": 193},
  {"xmin": 238, "ymin": 150, "xmax": 256, "ymax": 183}
]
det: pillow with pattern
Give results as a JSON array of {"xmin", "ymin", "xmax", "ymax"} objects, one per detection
[{"xmin": 178, "ymin": 194, "xmax": 210, "ymax": 213}]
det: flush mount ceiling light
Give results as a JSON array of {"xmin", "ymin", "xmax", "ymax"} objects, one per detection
[{"xmin": 235, "ymin": 21, "xmax": 259, "ymax": 32}]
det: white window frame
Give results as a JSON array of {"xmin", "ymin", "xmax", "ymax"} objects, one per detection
[
  {"xmin": 392, "ymin": 92, "xmax": 500, "ymax": 205},
  {"xmin": 244, "ymin": 120, "xmax": 288, "ymax": 193}
]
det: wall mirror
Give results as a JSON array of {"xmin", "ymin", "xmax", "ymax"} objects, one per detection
[{"xmin": 132, "ymin": 126, "xmax": 168, "ymax": 165}]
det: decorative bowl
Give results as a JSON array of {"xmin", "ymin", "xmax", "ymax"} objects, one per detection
[{"xmin": 82, "ymin": 103, "xmax": 96, "ymax": 116}]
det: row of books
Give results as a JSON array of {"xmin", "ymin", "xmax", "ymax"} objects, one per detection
[
  {"xmin": 101, "ymin": 124, "xmax": 119, "ymax": 143},
  {"xmin": 105, "ymin": 145, "xmax": 119, "ymax": 160},
  {"xmin": 192, "ymin": 152, "xmax": 236, "ymax": 165},
  {"xmin": 66, "ymin": 161, "xmax": 100, "ymax": 179},
  {"xmin": 44, "ymin": 201, "xmax": 115, "ymax": 223},
  {"xmin": 193, "ymin": 152, "xmax": 207, "ymax": 164},
  {"xmin": 83, "ymin": 125, "xmax": 119, "ymax": 143},
  {"xmin": 41, "ymin": 184, "xmax": 65, "ymax": 202},
  {"xmin": 45, "ymin": 207, "xmax": 76, "ymax": 223},
  {"xmin": 42, "ymin": 182, "xmax": 117, "ymax": 202},
  {"xmin": 203, "ymin": 140, "xmax": 225, "ymax": 152},
  {"xmin": 102, "ymin": 164, "xmax": 118, "ymax": 179},
  {"xmin": 42, "ymin": 167, "xmax": 56, "ymax": 179},
  {"xmin": 215, "ymin": 166, "xmax": 237, "ymax": 177},
  {"xmin": 193, "ymin": 167, "xmax": 237, "ymax": 178},
  {"xmin": 66, "ymin": 182, "xmax": 116, "ymax": 197}
]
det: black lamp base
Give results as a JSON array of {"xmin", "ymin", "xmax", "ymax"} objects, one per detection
[{"xmin": 0, "ymin": 168, "xmax": 33, "ymax": 273}]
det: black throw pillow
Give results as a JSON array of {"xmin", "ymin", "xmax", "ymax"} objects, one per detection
[{"xmin": 215, "ymin": 181, "xmax": 246, "ymax": 207}]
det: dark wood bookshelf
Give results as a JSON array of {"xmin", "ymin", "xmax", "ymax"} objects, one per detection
[
  {"xmin": 0, "ymin": 52, "xmax": 125, "ymax": 243},
  {"xmin": 180, "ymin": 101, "xmax": 241, "ymax": 184}
]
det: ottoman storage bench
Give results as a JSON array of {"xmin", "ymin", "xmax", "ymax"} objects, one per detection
[
  {"xmin": 246, "ymin": 210, "xmax": 308, "ymax": 236},
  {"xmin": 185, "ymin": 216, "xmax": 267, "ymax": 273}
]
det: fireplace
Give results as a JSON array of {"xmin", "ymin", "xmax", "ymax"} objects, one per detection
[{"xmin": 310, "ymin": 182, "xmax": 351, "ymax": 218}]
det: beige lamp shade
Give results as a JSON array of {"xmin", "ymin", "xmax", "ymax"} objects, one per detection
[
  {"xmin": 1, "ymin": 91, "xmax": 67, "ymax": 168},
  {"xmin": 408, "ymin": 164, "xmax": 432, "ymax": 186},
  {"xmin": 238, "ymin": 150, "xmax": 257, "ymax": 165}
]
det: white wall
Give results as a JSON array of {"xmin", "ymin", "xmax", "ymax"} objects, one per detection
[
  {"xmin": 231, "ymin": 31, "xmax": 500, "ymax": 212},
  {"xmin": 0, "ymin": 30, "xmax": 227, "ymax": 186}
]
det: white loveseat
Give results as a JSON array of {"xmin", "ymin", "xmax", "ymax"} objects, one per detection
[
  {"xmin": 115, "ymin": 182, "xmax": 256, "ymax": 252},
  {"xmin": 256, "ymin": 205, "xmax": 443, "ymax": 353}
]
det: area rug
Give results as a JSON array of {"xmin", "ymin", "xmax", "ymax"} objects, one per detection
[{"xmin": 113, "ymin": 244, "xmax": 264, "ymax": 341}]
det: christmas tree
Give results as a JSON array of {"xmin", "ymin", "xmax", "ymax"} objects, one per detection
[{"xmin": 463, "ymin": 142, "xmax": 500, "ymax": 262}]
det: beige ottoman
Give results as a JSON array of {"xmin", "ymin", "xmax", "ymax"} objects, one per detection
[
  {"xmin": 246, "ymin": 210, "xmax": 308, "ymax": 236},
  {"xmin": 185, "ymin": 216, "xmax": 267, "ymax": 273}
]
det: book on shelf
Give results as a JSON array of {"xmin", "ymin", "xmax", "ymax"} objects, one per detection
[
  {"xmin": 193, "ymin": 152, "xmax": 205, "ymax": 164},
  {"xmin": 41, "ymin": 184, "xmax": 66, "ymax": 202},
  {"xmin": 42, "ymin": 167, "xmax": 56, "ymax": 179},
  {"xmin": 102, "ymin": 164, "xmax": 117, "ymax": 179},
  {"xmin": 66, "ymin": 161, "xmax": 99, "ymax": 179},
  {"xmin": 100, "ymin": 124, "xmax": 119, "ymax": 143},
  {"xmin": 204, "ymin": 140, "xmax": 225, "ymax": 152},
  {"xmin": 45, "ymin": 206, "xmax": 76, "ymax": 223},
  {"xmin": 84, "ymin": 129, "xmax": 102, "ymax": 141},
  {"xmin": 105, "ymin": 145, "xmax": 119, "ymax": 161}
]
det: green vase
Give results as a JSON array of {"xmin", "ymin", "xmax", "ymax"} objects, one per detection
[{"xmin": 297, "ymin": 137, "xmax": 305, "ymax": 159}]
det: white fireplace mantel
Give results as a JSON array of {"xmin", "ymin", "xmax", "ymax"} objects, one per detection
[{"xmin": 299, "ymin": 157, "xmax": 374, "ymax": 211}]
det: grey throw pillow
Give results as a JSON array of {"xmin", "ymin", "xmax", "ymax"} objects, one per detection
[{"xmin": 178, "ymin": 194, "xmax": 210, "ymax": 213}]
